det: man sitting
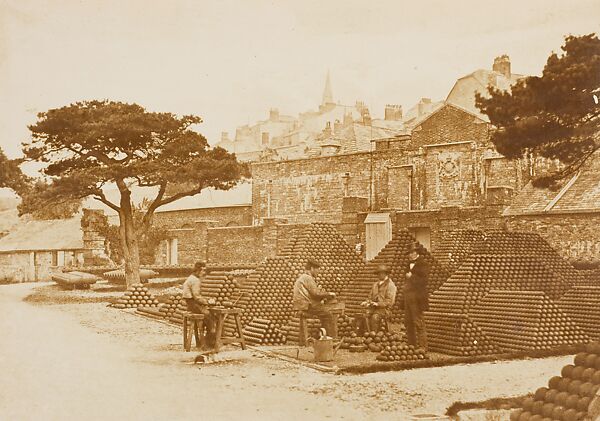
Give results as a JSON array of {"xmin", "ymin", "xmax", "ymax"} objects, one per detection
[
  {"xmin": 292, "ymin": 259, "xmax": 337, "ymax": 338},
  {"xmin": 182, "ymin": 261, "xmax": 216, "ymax": 346},
  {"xmin": 361, "ymin": 264, "xmax": 397, "ymax": 332}
]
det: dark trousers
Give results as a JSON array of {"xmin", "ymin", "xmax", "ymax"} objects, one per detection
[
  {"xmin": 306, "ymin": 305, "xmax": 337, "ymax": 338},
  {"xmin": 365, "ymin": 308, "xmax": 389, "ymax": 332},
  {"xmin": 404, "ymin": 291, "xmax": 428, "ymax": 350},
  {"xmin": 185, "ymin": 299, "xmax": 216, "ymax": 347}
]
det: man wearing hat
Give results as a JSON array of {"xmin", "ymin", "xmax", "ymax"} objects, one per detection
[
  {"xmin": 182, "ymin": 261, "xmax": 216, "ymax": 346},
  {"xmin": 293, "ymin": 258, "xmax": 337, "ymax": 337},
  {"xmin": 361, "ymin": 264, "xmax": 397, "ymax": 332},
  {"xmin": 404, "ymin": 244, "xmax": 431, "ymax": 350}
]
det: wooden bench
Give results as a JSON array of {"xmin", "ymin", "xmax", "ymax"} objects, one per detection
[
  {"xmin": 182, "ymin": 312, "xmax": 206, "ymax": 352},
  {"xmin": 209, "ymin": 307, "xmax": 246, "ymax": 353}
]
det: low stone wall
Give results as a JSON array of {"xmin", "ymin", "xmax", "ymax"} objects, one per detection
[{"xmin": 505, "ymin": 212, "xmax": 600, "ymax": 262}]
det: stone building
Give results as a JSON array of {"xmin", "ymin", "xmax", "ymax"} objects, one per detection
[
  {"xmin": 504, "ymin": 151, "xmax": 600, "ymax": 262},
  {"xmin": 250, "ymin": 56, "xmax": 531, "ymax": 254},
  {"xmin": 0, "ymin": 210, "xmax": 107, "ymax": 282}
]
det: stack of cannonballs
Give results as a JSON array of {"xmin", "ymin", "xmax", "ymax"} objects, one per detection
[
  {"xmin": 237, "ymin": 223, "xmax": 365, "ymax": 344},
  {"xmin": 339, "ymin": 230, "xmax": 448, "ymax": 323},
  {"xmin": 158, "ymin": 292, "xmax": 183, "ymax": 320},
  {"xmin": 200, "ymin": 271, "xmax": 237, "ymax": 306},
  {"xmin": 558, "ymin": 287, "xmax": 600, "ymax": 341},
  {"xmin": 470, "ymin": 290, "xmax": 589, "ymax": 352},
  {"xmin": 433, "ymin": 229, "xmax": 485, "ymax": 275},
  {"xmin": 102, "ymin": 268, "xmax": 159, "ymax": 283},
  {"xmin": 511, "ymin": 342, "xmax": 600, "ymax": 421},
  {"xmin": 337, "ymin": 314, "xmax": 356, "ymax": 347},
  {"xmin": 284, "ymin": 317, "xmax": 322, "ymax": 345},
  {"xmin": 242, "ymin": 318, "xmax": 287, "ymax": 346},
  {"xmin": 425, "ymin": 230, "xmax": 589, "ymax": 356},
  {"xmin": 424, "ymin": 312, "xmax": 500, "ymax": 357},
  {"xmin": 113, "ymin": 284, "xmax": 159, "ymax": 309},
  {"xmin": 374, "ymin": 337, "xmax": 428, "ymax": 362}
]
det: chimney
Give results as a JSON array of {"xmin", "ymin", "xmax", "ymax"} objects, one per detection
[
  {"xmin": 261, "ymin": 132, "xmax": 270, "ymax": 146},
  {"xmin": 334, "ymin": 119, "xmax": 343, "ymax": 133},
  {"xmin": 417, "ymin": 98, "xmax": 431, "ymax": 117},
  {"xmin": 493, "ymin": 55, "xmax": 511, "ymax": 79},
  {"xmin": 343, "ymin": 112, "xmax": 354, "ymax": 127},
  {"xmin": 221, "ymin": 132, "xmax": 229, "ymax": 142},
  {"xmin": 384, "ymin": 105, "xmax": 403, "ymax": 121},
  {"xmin": 362, "ymin": 109, "xmax": 372, "ymax": 126},
  {"xmin": 323, "ymin": 121, "xmax": 332, "ymax": 138},
  {"xmin": 269, "ymin": 108, "xmax": 280, "ymax": 122}
]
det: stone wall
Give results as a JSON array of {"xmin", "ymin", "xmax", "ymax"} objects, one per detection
[
  {"xmin": 206, "ymin": 226, "xmax": 264, "ymax": 266},
  {"xmin": 153, "ymin": 205, "xmax": 253, "ymax": 230},
  {"xmin": 505, "ymin": 212, "xmax": 600, "ymax": 262},
  {"xmin": 251, "ymin": 104, "xmax": 526, "ymax": 226}
]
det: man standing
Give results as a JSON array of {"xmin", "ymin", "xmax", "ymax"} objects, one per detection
[
  {"xmin": 293, "ymin": 259, "xmax": 337, "ymax": 338},
  {"xmin": 361, "ymin": 264, "xmax": 397, "ymax": 332},
  {"xmin": 182, "ymin": 261, "xmax": 216, "ymax": 346},
  {"xmin": 404, "ymin": 244, "xmax": 430, "ymax": 350}
]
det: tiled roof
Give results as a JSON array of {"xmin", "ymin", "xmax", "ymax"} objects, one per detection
[
  {"xmin": 0, "ymin": 216, "xmax": 83, "ymax": 252},
  {"xmin": 504, "ymin": 152, "xmax": 600, "ymax": 216}
]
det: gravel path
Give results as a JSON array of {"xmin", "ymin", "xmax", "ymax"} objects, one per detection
[{"xmin": 0, "ymin": 283, "xmax": 573, "ymax": 420}]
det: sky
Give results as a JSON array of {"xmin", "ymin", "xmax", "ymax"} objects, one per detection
[{"xmin": 1, "ymin": 0, "xmax": 599, "ymax": 164}]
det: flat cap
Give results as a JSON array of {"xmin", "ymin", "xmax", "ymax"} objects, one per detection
[
  {"xmin": 306, "ymin": 258, "xmax": 321, "ymax": 269},
  {"xmin": 375, "ymin": 264, "xmax": 390, "ymax": 274}
]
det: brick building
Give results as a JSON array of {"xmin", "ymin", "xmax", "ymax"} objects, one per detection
[
  {"xmin": 251, "ymin": 102, "xmax": 528, "ymax": 253},
  {"xmin": 504, "ymin": 151, "xmax": 600, "ymax": 262}
]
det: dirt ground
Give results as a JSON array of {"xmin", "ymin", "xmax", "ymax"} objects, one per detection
[{"xmin": 0, "ymin": 283, "xmax": 574, "ymax": 420}]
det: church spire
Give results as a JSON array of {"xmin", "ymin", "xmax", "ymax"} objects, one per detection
[{"xmin": 321, "ymin": 71, "xmax": 333, "ymax": 106}]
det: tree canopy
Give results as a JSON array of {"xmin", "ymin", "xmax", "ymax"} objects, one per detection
[
  {"xmin": 476, "ymin": 33, "xmax": 600, "ymax": 187},
  {"xmin": 0, "ymin": 148, "xmax": 27, "ymax": 193},
  {"xmin": 22, "ymin": 100, "xmax": 248, "ymax": 285}
]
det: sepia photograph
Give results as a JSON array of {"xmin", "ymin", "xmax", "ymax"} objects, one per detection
[{"xmin": 0, "ymin": 1, "xmax": 599, "ymax": 420}]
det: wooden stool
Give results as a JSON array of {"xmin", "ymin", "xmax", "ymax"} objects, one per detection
[
  {"xmin": 209, "ymin": 307, "xmax": 246, "ymax": 353},
  {"xmin": 298, "ymin": 306, "xmax": 345, "ymax": 346},
  {"xmin": 358, "ymin": 313, "xmax": 389, "ymax": 333},
  {"xmin": 182, "ymin": 312, "xmax": 205, "ymax": 352}
]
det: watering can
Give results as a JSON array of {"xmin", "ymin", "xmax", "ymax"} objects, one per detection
[{"xmin": 307, "ymin": 328, "xmax": 344, "ymax": 362}]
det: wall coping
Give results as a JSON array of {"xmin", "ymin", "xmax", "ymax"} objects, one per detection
[
  {"xmin": 207, "ymin": 225, "xmax": 259, "ymax": 231},
  {"xmin": 155, "ymin": 204, "xmax": 252, "ymax": 214},
  {"xmin": 423, "ymin": 140, "xmax": 474, "ymax": 149},
  {"xmin": 504, "ymin": 209, "xmax": 600, "ymax": 217},
  {"xmin": 166, "ymin": 228, "xmax": 195, "ymax": 232},
  {"xmin": 0, "ymin": 248, "xmax": 84, "ymax": 254}
]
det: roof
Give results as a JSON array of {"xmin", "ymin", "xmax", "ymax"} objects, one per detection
[
  {"xmin": 503, "ymin": 152, "xmax": 600, "ymax": 216},
  {"xmin": 0, "ymin": 216, "xmax": 83, "ymax": 252},
  {"xmin": 446, "ymin": 69, "xmax": 525, "ymax": 119},
  {"xmin": 84, "ymin": 183, "xmax": 252, "ymax": 214},
  {"xmin": 408, "ymin": 102, "xmax": 486, "ymax": 130},
  {"xmin": 153, "ymin": 183, "xmax": 252, "ymax": 213}
]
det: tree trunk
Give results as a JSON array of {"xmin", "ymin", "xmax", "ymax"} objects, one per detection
[{"xmin": 117, "ymin": 187, "xmax": 141, "ymax": 288}]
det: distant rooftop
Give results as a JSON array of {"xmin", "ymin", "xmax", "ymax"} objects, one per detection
[{"xmin": 0, "ymin": 216, "xmax": 83, "ymax": 252}]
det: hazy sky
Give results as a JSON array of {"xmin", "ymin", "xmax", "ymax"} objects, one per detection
[{"xmin": 1, "ymin": 0, "xmax": 599, "ymax": 160}]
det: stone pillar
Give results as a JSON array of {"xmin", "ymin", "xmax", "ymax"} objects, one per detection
[
  {"xmin": 195, "ymin": 220, "xmax": 218, "ymax": 264},
  {"xmin": 262, "ymin": 217, "xmax": 287, "ymax": 259},
  {"xmin": 340, "ymin": 196, "xmax": 369, "ymax": 246},
  {"xmin": 81, "ymin": 209, "xmax": 108, "ymax": 266}
]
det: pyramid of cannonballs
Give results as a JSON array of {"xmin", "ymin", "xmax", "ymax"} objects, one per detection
[
  {"xmin": 433, "ymin": 229, "xmax": 486, "ymax": 275},
  {"xmin": 511, "ymin": 342, "xmax": 600, "ymax": 421},
  {"xmin": 235, "ymin": 223, "xmax": 364, "ymax": 345},
  {"xmin": 113, "ymin": 284, "xmax": 159, "ymax": 309},
  {"xmin": 424, "ymin": 312, "xmax": 500, "ymax": 357},
  {"xmin": 558, "ymin": 286, "xmax": 600, "ymax": 341},
  {"xmin": 339, "ymin": 229, "xmax": 449, "ymax": 323},
  {"xmin": 158, "ymin": 291, "xmax": 183, "ymax": 320},
  {"xmin": 426, "ymin": 231, "xmax": 587, "ymax": 356},
  {"xmin": 471, "ymin": 290, "xmax": 589, "ymax": 352}
]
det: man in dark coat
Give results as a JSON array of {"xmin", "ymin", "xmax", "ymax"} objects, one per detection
[{"xmin": 403, "ymin": 244, "xmax": 430, "ymax": 350}]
